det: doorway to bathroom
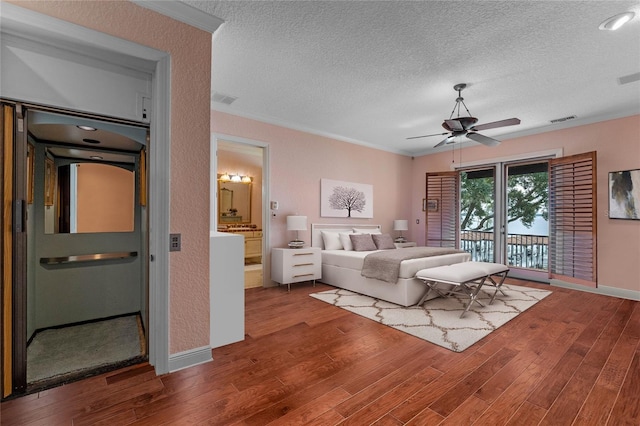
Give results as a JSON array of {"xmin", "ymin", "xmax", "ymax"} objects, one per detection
[{"xmin": 216, "ymin": 139, "xmax": 267, "ymax": 288}]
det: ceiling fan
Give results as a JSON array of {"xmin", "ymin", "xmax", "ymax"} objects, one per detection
[{"xmin": 407, "ymin": 83, "xmax": 521, "ymax": 148}]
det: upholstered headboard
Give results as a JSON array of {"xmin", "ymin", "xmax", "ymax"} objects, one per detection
[{"xmin": 311, "ymin": 223, "xmax": 382, "ymax": 249}]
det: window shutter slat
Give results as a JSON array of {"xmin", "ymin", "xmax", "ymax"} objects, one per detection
[
  {"xmin": 549, "ymin": 151, "xmax": 597, "ymax": 287},
  {"xmin": 426, "ymin": 172, "xmax": 459, "ymax": 248}
]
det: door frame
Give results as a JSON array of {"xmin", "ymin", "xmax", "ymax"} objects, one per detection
[
  {"xmin": 212, "ymin": 133, "xmax": 271, "ymax": 287},
  {"xmin": 1, "ymin": 4, "xmax": 171, "ymax": 395}
]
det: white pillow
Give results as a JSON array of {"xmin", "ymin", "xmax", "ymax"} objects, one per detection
[
  {"xmin": 339, "ymin": 232, "xmax": 355, "ymax": 251},
  {"xmin": 352, "ymin": 227, "xmax": 381, "ymax": 234},
  {"xmin": 321, "ymin": 231, "xmax": 343, "ymax": 250}
]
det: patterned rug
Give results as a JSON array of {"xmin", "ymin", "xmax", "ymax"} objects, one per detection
[{"xmin": 310, "ymin": 284, "xmax": 551, "ymax": 352}]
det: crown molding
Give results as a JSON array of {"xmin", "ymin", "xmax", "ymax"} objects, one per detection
[{"xmin": 131, "ymin": 0, "xmax": 224, "ymax": 33}]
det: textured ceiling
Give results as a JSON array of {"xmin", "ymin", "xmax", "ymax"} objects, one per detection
[{"xmin": 187, "ymin": 0, "xmax": 640, "ymax": 156}]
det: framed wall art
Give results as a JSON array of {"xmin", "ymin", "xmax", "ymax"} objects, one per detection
[
  {"xmin": 609, "ymin": 169, "xmax": 639, "ymax": 220},
  {"xmin": 320, "ymin": 178, "xmax": 373, "ymax": 218}
]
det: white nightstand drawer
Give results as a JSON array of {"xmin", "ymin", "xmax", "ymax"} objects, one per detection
[
  {"xmin": 395, "ymin": 242, "xmax": 417, "ymax": 248},
  {"xmin": 271, "ymin": 247, "xmax": 322, "ymax": 289}
]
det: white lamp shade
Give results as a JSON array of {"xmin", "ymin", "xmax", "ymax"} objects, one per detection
[
  {"xmin": 287, "ymin": 215, "xmax": 307, "ymax": 231},
  {"xmin": 393, "ymin": 219, "xmax": 408, "ymax": 231}
]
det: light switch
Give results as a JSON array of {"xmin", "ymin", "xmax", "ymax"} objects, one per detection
[{"xmin": 170, "ymin": 233, "xmax": 181, "ymax": 252}]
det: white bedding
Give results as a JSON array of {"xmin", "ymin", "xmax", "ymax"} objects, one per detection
[
  {"xmin": 311, "ymin": 223, "xmax": 471, "ymax": 306},
  {"xmin": 322, "ymin": 249, "xmax": 469, "ymax": 279}
]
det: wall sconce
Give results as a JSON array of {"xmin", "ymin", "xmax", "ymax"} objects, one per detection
[{"xmin": 218, "ymin": 172, "xmax": 252, "ymax": 184}]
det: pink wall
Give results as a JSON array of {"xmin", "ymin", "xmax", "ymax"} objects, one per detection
[
  {"xmin": 213, "ymin": 111, "xmax": 414, "ymax": 247},
  {"xmin": 411, "ymin": 115, "xmax": 640, "ymax": 292},
  {"xmin": 77, "ymin": 163, "xmax": 134, "ymax": 233},
  {"xmin": 13, "ymin": 1, "xmax": 213, "ymax": 354}
]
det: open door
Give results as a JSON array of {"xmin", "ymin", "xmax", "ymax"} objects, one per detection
[{"xmin": 2, "ymin": 102, "xmax": 28, "ymax": 397}]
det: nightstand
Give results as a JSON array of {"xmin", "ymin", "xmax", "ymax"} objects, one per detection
[
  {"xmin": 271, "ymin": 247, "xmax": 321, "ymax": 291},
  {"xmin": 395, "ymin": 242, "xmax": 417, "ymax": 248}
]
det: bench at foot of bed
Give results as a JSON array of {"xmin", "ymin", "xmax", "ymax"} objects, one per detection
[{"xmin": 415, "ymin": 261, "xmax": 509, "ymax": 318}]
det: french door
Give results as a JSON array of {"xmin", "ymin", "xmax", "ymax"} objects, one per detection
[{"xmin": 426, "ymin": 152, "xmax": 596, "ymax": 286}]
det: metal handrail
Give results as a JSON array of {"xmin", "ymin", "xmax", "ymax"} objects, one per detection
[{"xmin": 40, "ymin": 251, "xmax": 138, "ymax": 265}]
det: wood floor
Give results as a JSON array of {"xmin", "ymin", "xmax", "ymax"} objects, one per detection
[{"xmin": 2, "ymin": 278, "xmax": 639, "ymax": 425}]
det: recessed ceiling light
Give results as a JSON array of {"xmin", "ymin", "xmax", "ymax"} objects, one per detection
[
  {"xmin": 82, "ymin": 138, "xmax": 101, "ymax": 144},
  {"xmin": 77, "ymin": 125, "xmax": 97, "ymax": 131},
  {"xmin": 599, "ymin": 12, "xmax": 635, "ymax": 31}
]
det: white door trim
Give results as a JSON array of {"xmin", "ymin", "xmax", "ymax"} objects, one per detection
[{"xmin": 1, "ymin": 3, "xmax": 170, "ymax": 374}]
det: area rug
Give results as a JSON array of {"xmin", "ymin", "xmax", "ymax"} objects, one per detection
[
  {"xmin": 310, "ymin": 284, "xmax": 551, "ymax": 352},
  {"xmin": 27, "ymin": 314, "xmax": 146, "ymax": 384}
]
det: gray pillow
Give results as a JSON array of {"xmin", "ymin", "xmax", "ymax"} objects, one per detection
[
  {"xmin": 372, "ymin": 233, "xmax": 396, "ymax": 250},
  {"xmin": 350, "ymin": 233, "xmax": 377, "ymax": 251}
]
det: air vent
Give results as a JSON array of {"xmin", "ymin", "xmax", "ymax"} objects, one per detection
[
  {"xmin": 212, "ymin": 92, "xmax": 237, "ymax": 105},
  {"xmin": 550, "ymin": 115, "xmax": 577, "ymax": 124}
]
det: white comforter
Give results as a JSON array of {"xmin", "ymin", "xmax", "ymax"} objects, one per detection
[{"xmin": 321, "ymin": 249, "xmax": 470, "ymax": 280}]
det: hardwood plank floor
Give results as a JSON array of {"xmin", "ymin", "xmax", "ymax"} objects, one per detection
[{"xmin": 2, "ymin": 279, "xmax": 639, "ymax": 425}]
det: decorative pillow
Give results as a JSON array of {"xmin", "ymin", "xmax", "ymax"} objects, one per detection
[
  {"xmin": 352, "ymin": 227, "xmax": 382, "ymax": 234},
  {"xmin": 321, "ymin": 231, "xmax": 343, "ymax": 250},
  {"xmin": 349, "ymin": 233, "xmax": 377, "ymax": 251},
  {"xmin": 339, "ymin": 232, "xmax": 355, "ymax": 251},
  {"xmin": 372, "ymin": 233, "xmax": 396, "ymax": 250}
]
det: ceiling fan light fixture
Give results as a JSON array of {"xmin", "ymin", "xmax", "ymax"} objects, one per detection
[{"xmin": 599, "ymin": 12, "xmax": 634, "ymax": 31}]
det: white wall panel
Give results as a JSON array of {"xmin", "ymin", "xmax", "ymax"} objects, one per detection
[{"xmin": 1, "ymin": 34, "xmax": 151, "ymax": 121}]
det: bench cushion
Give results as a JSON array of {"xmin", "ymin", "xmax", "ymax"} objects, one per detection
[{"xmin": 416, "ymin": 261, "xmax": 508, "ymax": 284}]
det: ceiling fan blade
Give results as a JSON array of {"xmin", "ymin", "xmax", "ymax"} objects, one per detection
[
  {"xmin": 471, "ymin": 117, "xmax": 521, "ymax": 131},
  {"xmin": 467, "ymin": 132, "xmax": 500, "ymax": 147},
  {"xmin": 406, "ymin": 132, "xmax": 449, "ymax": 140},
  {"xmin": 433, "ymin": 136, "xmax": 454, "ymax": 148},
  {"xmin": 443, "ymin": 119, "xmax": 464, "ymax": 132}
]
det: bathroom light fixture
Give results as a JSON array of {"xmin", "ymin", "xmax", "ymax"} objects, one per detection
[
  {"xmin": 77, "ymin": 125, "xmax": 97, "ymax": 131},
  {"xmin": 230, "ymin": 174, "xmax": 242, "ymax": 183},
  {"xmin": 599, "ymin": 11, "xmax": 635, "ymax": 30},
  {"xmin": 393, "ymin": 219, "xmax": 408, "ymax": 243},
  {"xmin": 218, "ymin": 172, "xmax": 231, "ymax": 182},
  {"xmin": 286, "ymin": 215, "xmax": 307, "ymax": 248},
  {"xmin": 241, "ymin": 175, "xmax": 252, "ymax": 183}
]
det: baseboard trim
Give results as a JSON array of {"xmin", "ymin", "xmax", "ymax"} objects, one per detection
[
  {"xmin": 551, "ymin": 280, "xmax": 640, "ymax": 301},
  {"xmin": 168, "ymin": 346, "xmax": 212, "ymax": 373}
]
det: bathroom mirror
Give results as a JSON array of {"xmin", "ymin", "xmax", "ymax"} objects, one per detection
[
  {"xmin": 45, "ymin": 161, "xmax": 136, "ymax": 234},
  {"xmin": 218, "ymin": 181, "xmax": 251, "ymax": 224}
]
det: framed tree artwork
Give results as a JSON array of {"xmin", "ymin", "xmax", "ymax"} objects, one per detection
[{"xmin": 320, "ymin": 178, "xmax": 373, "ymax": 218}]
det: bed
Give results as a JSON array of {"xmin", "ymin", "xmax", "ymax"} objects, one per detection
[{"xmin": 311, "ymin": 223, "xmax": 471, "ymax": 306}]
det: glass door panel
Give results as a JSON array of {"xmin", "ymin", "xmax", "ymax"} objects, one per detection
[
  {"xmin": 505, "ymin": 161, "xmax": 549, "ymax": 275},
  {"xmin": 460, "ymin": 168, "xmax": 496, "ymax": 262}
]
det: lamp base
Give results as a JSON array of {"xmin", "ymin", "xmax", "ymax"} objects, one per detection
[
  {"xmin": 394, "ymin": 237, "xmax": 406, "ymax": 243},
  {"xmin": 288, "ymin": 240, "xmax": 305, "ymax": 249}
]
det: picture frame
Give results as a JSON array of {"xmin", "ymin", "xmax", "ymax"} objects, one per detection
[
  {"xmin": 44, "ymin": 157, "xmax": 55, "ymax": 207},
  {"xmin": 427, "ymin": 198, "xmax": 439, "ymax": 213},
  {"xmin": 27, "ymin": 143, "xmax": 34, "ymax": 204},
  {"xmin": 320, "ymin": 178, "xmax": 373, "ymax": 218},
  {"xmin": 609, "ymin": 169, "xmax": 640, "ymax": 220}
]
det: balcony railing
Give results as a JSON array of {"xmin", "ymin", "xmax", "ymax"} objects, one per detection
[{"xmin": 460, "ymin": 230, "xmax": 549, "ymax": 270}]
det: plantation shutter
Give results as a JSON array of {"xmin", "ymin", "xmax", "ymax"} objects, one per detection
[
  {"xmin": 548, "ymin": 151, "xmax": 597, "ymax": 287},
  {"xmin": 426, "ymin": 172, "xmax": 459, "ymax": 248}
]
